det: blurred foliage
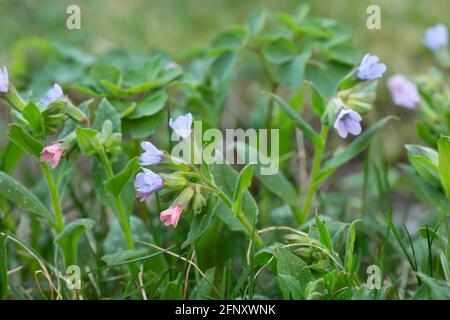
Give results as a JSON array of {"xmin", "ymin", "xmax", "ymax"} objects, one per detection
[{"xmin": 0, "ymin": 0, "xmax": 448, "ymax": 161}]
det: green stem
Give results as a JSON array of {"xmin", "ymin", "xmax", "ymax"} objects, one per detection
[
  {"xmin": 41, "ymin": 164, "xmax": 64, "ymax": 233},
  {"xmin": 297, "ymin": 125, "xmax": 329, "ymax": 225},
  {"xmin": 2, "ymin": 85, "xmax": 27, "ymax": 112},
  {"xmin": 211, "ymin": 184, "xmax": 264, "ymax": 248},
  {"xmin": 98, "ymin": 149, "xmax": 135, "ymax": 251}
]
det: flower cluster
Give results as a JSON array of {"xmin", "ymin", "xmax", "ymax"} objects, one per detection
[
  {"xmin": 134, "ymin": 113, "xmax": 203, "ymax": 228},
  {"xmin": 331, "ymin": 54, "xmax": 387, "ymax": 139}
]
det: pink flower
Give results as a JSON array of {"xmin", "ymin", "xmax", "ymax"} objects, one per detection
[
  {"xmin": 387, "ymin": 74, "xmax": 421, "ymax": 109},
  {"xmin": 40, "ymin": 142, "xmax": 63, "ymax": 169},
  {"xmin": 160, "ymin": 204, "xmax": 183, "ymax": 228}
]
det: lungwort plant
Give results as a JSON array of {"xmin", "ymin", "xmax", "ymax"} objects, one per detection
[{"xmin": 0, "ymin": 6, "xmax": 449, "ymax": 300}]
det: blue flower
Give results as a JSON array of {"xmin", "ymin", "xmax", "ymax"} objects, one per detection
[
  {"xmin": 0, "ymin": 67, "xmax": 9, "ymax": 93},
  {"xmin": 333, "ymin": 109, "xmax": 362, "ymax": 138},
  {"xmin": 134, "ymin": 168, "xmax": 164, "ymax": 201},
  {"xmin": 39, "ymin": 83, "xmax": 64, "ymax": 107},
  {"xmin": 357, "ymin": 54, "xmax": 387, "ymax": 80},
  {"xmin": 139, "ymin": 141, "xmax": 163, "ymax": 165},
  {"xmin": 169, "ymin": 113, "xmax": 193, "ymax": 139},
  {"xmin": 424, "ymin": 24, "xmax": 448, "ymax": 51}
]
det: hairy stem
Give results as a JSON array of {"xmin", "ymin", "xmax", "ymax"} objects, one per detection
[{"xmin": 98, "ymin": 149, "xmax": 135, "ymax": 251}]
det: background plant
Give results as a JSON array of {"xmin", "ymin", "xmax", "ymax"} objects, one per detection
[{"xmin": 0, "ymin": 2, "xmax": 449, "ymax": 300}]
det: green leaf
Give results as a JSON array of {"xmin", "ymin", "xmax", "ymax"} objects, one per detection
[
  {"xmin": 55, "ymin": 218, "xmax": 95, "ymax": 265},
  {"xmin": 315, "ymin": 214, "xmax": 334, "ymax": 253},
  {"xmin": 305, "ymin": 61, "xmax": 352, "ymax": 97},
  {"xmin": 0, "ymin": 142, "xmax": 24, "ymax": 173},
  {"xmin": 406, "ymin": 144, "xmax": 440, "ymax": 187},
  {"xmin": 211, "ymin": 164, "xmax": 258, "ymax": 237},
  {"xmin": 0, "ymin": 234, "xmax": 7, "ymax": 300},
  {"xmin": 122, "ymin": 110, "xmax": 165, "ymax": 139},
  {"xmin": 276, "ymin": 247, "xmax": 312, "ymax": 299},
  {"xmin": 211, "ymin": 26, "xmax": 248, "ymax": 50},
  {"xmin": 76, "ymin": 128, "xmax": 100, "ymax": 155},
  {"xmin": 277, "ymin": 274, "xmax": 304, "ymax": 299},
  {"xmin": 211, "ymin": 50, "xmax": 237, "ymax": 81},
  {"xmin": 276, "ymin": 51, "xmax": 310, "ymax": 90},
  {"xmin": 182, "ymin": 199, "xmax": 217, "ymax": 249},
  {"xmin": 437, "ymin": 136, "xmax": 450, "ymax": 198},
  {"xmin": 232, "ymin": 164, "xmax": 253, "ymax": 214},
  {"xmin": 401, "ymin": 165, "xmax": 450, "ymax": 214},
  {"xmin": 105, "ymin": 157, "xmax": 140, "ymax": 197},
  {"xmin": 7, "ymin": 124, "xmax": 44, "ymax": 158},
  {"xmin": 317, "ymin": 116, "xmax": 395, "ymax": 184},
  {"xmin": 264, "ymin": 38, "xmax": 297, "ymax": 64},
  {"xmin": 414, "ymin": 273, "xmax": 450, "ymax": 300},
  {"xmin": 234, "ymin": 141, "xmax": 298, "ymax": 205},
  {"xmin": 344, "ymin": 220, "xmax": 359, "ymax": 273},
  {"xmin": 91, "ymin": 65, "xmax": 121, "ymax": 85},
  {"xmin": 104, "ymin": 216, "xmax": 152, "ymax": 254},
  {"xmin": 268, "ymin": 92, "xmax": 321, "ymax": 146},
  {"xmin": 0, "ymin": 171, "xmax": 54, "ymax": 225},
  {"xmin": 128, "ymin": 90, "xmax": 167, "ymax": 119},
  {"xmin": 102, "ymin": 248, "xmax": 148, "ymax": 266},
  {"xmin": 22, "ymin": 101, "xmax": 44, "ymax": 137},
  {"xmin": 310, "ymin": 84, "xmax": 327, "ymax": 117},
  {"xmin": 93, "ymin": 98, "xmax": 121, "ymax": 133},
  {"xmin": 246, "ymin": 9, "xmax": 266, "ymax": 35}
]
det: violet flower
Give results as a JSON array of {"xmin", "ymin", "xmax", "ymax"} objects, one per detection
[
  {"xmin": 357, "ymin": 54, "xmax": 387, "ymax": 81},
  {"xmin": 334, "ymin": 109, "xmax": 363, "ymax": 138},
  {"xmin": 424, "ymin": 24, "xmax": 448, "ymax": 51},
  {"xmin": 387, "ymin": 74, "xmax": 421, "ymax": 109},
  {"xmin": 169, "ymin": 113, "xmax": 193, "ymax": 139},
  {"xmin": 134, "ymin": 168, "xmax": 164, "ymax": 201},
  {"xmin": 139, "ymin": 141, "xmax": 163, "ymax": 165},
  {"xmin": 0, "ymin": 67, "xmax": 9, "ymax": 93}
]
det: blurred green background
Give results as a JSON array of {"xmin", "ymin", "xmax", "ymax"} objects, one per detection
[
  {"xmin": 0, "ymin": 0, "xmax": 448, "ymax": 158},
  {"xmin": 0, "ymin": 0, "xmax": 447, "ymax": 70}
]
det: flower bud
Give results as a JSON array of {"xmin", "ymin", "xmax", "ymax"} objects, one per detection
[
  {"xmin": 64, "ymin": 102, "xmax": 88, "ymax": 124},
  {"xmin": 338, "ymin": 82, "xmax": 377, "ymax": 115},
  {"xmin": 171, "ymin": 186, "xmax": 195, "ymax": 211},
  {"xmin": 191, "ymin": 188, "xmax": 206, "ymax": 215},
  {"xmin": 323, "ymin": 97, "xmax": 346, "ymax": 126},
  {"xmin": 41, "ymin": 101, "xmax": 68, "ymax": 134},
  {"xmin": 159, "ymin": 172, "xmax": 188, "ymax": 191}
]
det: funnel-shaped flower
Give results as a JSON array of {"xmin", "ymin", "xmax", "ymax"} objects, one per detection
[
  {"xmin": 334, "ymin": 109, "xmax": 362, "ymax": 138},
  {"xmin": 387, "ymin": 74, "xmax": 421, "ymax": 109},
  {"xmin": 134, "ymin": 168, "xmax": 164, "ymax": 201},
  {"xmin": 40, "ymin": 142, "xmax": 64, "ymax": 169},
  {"xmin": 0, "ymin": 67, "xmax": 9, "ymax": 93},
  {"xmin": 424, "ymin": 24, "xmax": 448, "ymax": 51},
  {"xmin": 357, "ymin": 54, "xmax": 387, "ymax": 81},
  {"xmin": 169, "ymin": 113, "xmax": 193, "ymax": 139},
  {"xmin": 139, "ymin": 141, "xmax": 163, "ymax": 165},
  {"xmin": 40, "ymin": 83, "xmax": 64, "ymax": 107},
  {"xmin": 160, "ymin": 204, "xmax": 183, "ymax": 228}
]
